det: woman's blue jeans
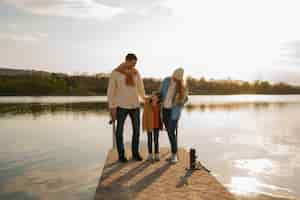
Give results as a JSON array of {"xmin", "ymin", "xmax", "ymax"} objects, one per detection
[
  {"xmin": 162, "ymin": 108, "xmax": 178, "ymax": 154},
  {"xmin": 116, "ymin": 107, "xmax": 140, "ymax": 159}
]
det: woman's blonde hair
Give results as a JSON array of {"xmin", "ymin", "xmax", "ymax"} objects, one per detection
[{"xmin": 173, "ymin": 77, "xmax": 186, "ymax": 101}]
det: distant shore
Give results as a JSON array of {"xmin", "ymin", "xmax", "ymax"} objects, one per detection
[{"xmin": 1, "ymin": 67, "xmax": 300, "ymax": 96}]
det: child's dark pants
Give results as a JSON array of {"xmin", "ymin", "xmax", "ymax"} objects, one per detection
[{"xmin": 147, "ymin": 128, "xmax": 159, "ymax": 154}]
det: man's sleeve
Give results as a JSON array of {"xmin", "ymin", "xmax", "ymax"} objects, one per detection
[{"xmin": 107, "ymin": 71, "xmax": 117, "ymax": 108}]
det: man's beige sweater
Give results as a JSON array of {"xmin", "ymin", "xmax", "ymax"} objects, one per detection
[{"xmin": 107, "ymin": 70, "xmax": 146, "ymax": 109}]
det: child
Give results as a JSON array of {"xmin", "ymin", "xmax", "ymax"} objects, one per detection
[{"xmin": 142, "ymin": 92, "xmax": 162, "ymax": 161}]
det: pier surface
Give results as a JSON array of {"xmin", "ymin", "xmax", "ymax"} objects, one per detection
[{"xmin": 95, "ymin": 147, "xmax": 237, "ymax": 200}]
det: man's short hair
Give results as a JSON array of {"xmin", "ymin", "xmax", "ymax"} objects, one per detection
[{"xmin": 125, "ymin": 53, "xmax": 138, "ymax": 61}]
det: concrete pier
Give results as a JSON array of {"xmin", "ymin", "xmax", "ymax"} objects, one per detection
[{"xmin": 95, "ymin": 146, "xmax": 237, "ymax": 200}]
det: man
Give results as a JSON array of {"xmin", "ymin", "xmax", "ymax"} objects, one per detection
[{"xmin": 107, "ymin": 53, "xmax": 146, "ymax": 163}]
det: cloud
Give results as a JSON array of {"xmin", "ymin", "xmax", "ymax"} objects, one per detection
[
  {"xmin": 94, "ymin": 0, "xmax": 161, "ymax": 9},
  {"xmin": 94, "ymin": 0, "xmax": 172, "ymax": 17},
  {"xmin": 3, "ymin": 0, "xmax": 172, "ymax": 20},
  {"xmin": 3, "ymin": 0, "xmax": 125, "ymax": 20},
  {"xmin": 8, "ymin": 23, "xmax": 18, "ymax": 30},
  {"xmin": 278, "ymin": 40, "xmax": 300, "ymax": 67},
  {"xmin": 2, "ymin": 22, "xmax": 48, "ymax": 43},
  {"xmin": 281, "ymin": 41, "xmax": 300, "ymax": 60},
  {"xmin": 0, "ymin": 32, "xmax": 48, "ymax": 43}
]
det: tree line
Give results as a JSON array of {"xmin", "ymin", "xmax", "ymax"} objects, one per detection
[
  {"xmin": 1, "ymin": 72, "xmax": 300, "ymax": 96},
  {"xmin": 186, "ymin": 77, "xmax": 300, "ymax": 95}
]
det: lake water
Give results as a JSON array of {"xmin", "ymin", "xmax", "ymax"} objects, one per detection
[{"xmin": 0, "ymin": 95, "xmax": 300, "ymax": 200}]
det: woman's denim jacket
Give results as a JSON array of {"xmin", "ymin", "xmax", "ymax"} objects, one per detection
[{"xmin": 159, "ymin": 77, "xmax": 188, "ymax": 120}]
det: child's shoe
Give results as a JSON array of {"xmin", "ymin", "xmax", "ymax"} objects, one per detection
[
  {"xmin": 147, "ymin": 154, "xmax": 153, "ymax": 161},
  {"xmin": 154, "ymin": 153, "xmax": 160, "ymax": 161}
]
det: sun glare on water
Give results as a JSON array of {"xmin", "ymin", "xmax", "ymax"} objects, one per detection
[
  {"xmin": 229, "ymin": 177, "xmax": 261, "ymax": 194},
  {"xmin": 228, "ymin": 176, "xmax": 294, "ymax": 197},
  {"xmin": 234, "ymin": 159, "xmax": 274, "ymax": 174}
]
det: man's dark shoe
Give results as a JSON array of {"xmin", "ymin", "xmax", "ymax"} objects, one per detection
[
  {"xmin": 132, "ymin": 154, "xmax": 143, "ymax": 161},
  {"xmin": 119, "ymin": 156, "xmax": 128, "ymax": 163}
]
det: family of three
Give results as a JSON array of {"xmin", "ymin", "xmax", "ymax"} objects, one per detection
[{"xmin": 107, "ymin": 53, "xmax": 188, "ymax": 164}]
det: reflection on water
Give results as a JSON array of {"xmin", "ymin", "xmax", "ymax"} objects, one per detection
[
  {"xmin": 234, "ymin": 159, "xmax": 274, "ymax": 175},
  {"xmin": 0, "ymin": 102, "xmax": 108, "ymax": 117},
  {"xmin": 1, "ymin": 95, "xmax": 300, "ymax": 200},
  {"xmin": 0, "ymin": 112, "xmax": 112, "ymax": 200},
  {"xmin": 230, "ymin": 177, "xmax": 261, "ymax": 194},
  {"xmin": 2, "ymin": 163, "xmax": 102, "ymax": 200},
  {"xmin": 1, "ymin": 98, "xmax": 299, "ymax": 117},
  {"xmin": 185, "ymin": 101, "xmax": 295, "ymax": 112},
  {"xmin": 0, "ymin": 96, "xmax": 107, "ymax": 104},
  {"xmin": 229, "ymin": 177, "xmax": 293, "ymax": 197}
]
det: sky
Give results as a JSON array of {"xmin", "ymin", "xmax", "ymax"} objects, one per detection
[{"xmin": 1, "ymin": 0, "xmax": 300, "ymax": 84}]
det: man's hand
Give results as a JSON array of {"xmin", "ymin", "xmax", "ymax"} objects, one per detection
[{"xmin": 110, "ymin": 108, "xmax": 117, "ymax": 121}]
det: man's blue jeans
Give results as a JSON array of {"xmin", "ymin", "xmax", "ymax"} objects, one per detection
[
  {"xmin": 162, "ymin": 108, "xmax": 178, "ymax": 154},
  {"xmin": 116, "ymin": 107, "xmax": 140, "ymax": 158}
]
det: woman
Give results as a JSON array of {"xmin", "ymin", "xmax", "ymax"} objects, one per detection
[{"xmin": 159, "ymin": 68, "xmax": 188, "ymax": 163}]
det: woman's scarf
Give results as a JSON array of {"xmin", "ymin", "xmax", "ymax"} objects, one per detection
[{"xmin": 115, "ymin": 63, "xmax": 138, "ymax": 86}]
